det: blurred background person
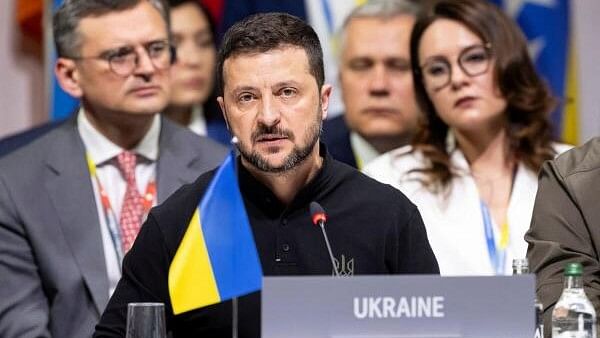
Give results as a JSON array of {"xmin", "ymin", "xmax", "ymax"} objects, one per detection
[
  {"xmin": 365, "ymin": 0, "xmax": 570, "ymax": 276},
  {"xmin": 0, "ymin": 0, "xmax": 231, "ymax": 157},
  {"xmin": 9, "ymin": 0, "xmax": 596, "ymax": 154},
  {"xmin": 164, "ymin": 0, "xmax": 230, "ymax": 144},
  {"xmin": 5, "ymin": 0, "xmax": 600, "ymax": 147},
  {"xmin": 322, "ymin": 0, "xmax": 420, "ymax": 169}
]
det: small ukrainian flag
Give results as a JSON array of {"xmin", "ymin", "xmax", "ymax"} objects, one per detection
[{"xmin": 168, "ymin": 151, "xmax": 262, "ymax": 315}]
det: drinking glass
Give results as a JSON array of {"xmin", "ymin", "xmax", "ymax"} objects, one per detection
[{"xmin": 125, "ymin": 302, "xmax": 166, "ymax": 338}]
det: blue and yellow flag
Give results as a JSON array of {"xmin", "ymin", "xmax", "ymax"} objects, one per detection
[
  {"xmin": 168, "ymin": 152, "xmax": 262, "ymax": 315},
  {"xmin": 489, "ymin": 0, "xmax": 576, "ymax": 143}
]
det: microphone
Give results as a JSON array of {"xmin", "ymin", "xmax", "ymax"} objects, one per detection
[{"xmin": 309, "ymin": 201, "xmax": 340, "ymax": 277}]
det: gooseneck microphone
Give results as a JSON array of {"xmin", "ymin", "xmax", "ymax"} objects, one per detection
[{"xmin": 309, "ymin": 201, "xmax": 340, "ymax": 277}]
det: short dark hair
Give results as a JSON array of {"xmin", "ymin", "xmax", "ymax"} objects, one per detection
[
  {"xmin": 216, "ymin": 12, "xmax": 324, "ymax": 97},
  {"xmin": 409, "ymin": 0, "xmax": 556, "ymax": 189},
  {"xmin": 53, "ymin": 0, "xmax": 169, "ymax": 58}
]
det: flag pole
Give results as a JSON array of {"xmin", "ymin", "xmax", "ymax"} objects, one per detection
[
  {"xmin": 230, "ymin": 136, "xmax": 239, "ymax": 338},
  {"xmin": 232, "ymin": 297, "xmax": 238, "ymax": 338}
]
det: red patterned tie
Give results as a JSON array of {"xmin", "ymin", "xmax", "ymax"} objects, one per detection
[{"xmin": 117, "ymin": 151, "xmax": 143, "ymax": 253}]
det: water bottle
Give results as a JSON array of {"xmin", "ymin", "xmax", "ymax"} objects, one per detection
[
  {"xmin": 552, "ymin": 262, "xmax": 596, "ymax": 338},
  {"xmin": 512, "ymin": 258, "xmax": 544, "ymax": 338}
]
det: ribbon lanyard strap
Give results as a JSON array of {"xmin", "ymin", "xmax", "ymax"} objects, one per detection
[
  {"xmin": 480, "ymin": 200, "xmax": 508, "ymax": 275},
  {"xmin": 87, "ymin": 154, "xmax": 124, "ymax": 261},
  {"xmin": 85, "ymin": 153, "xmax": 156, "ymax": 261}
]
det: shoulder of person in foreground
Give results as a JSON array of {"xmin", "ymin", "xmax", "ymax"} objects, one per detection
[
  {"xmin": 94, "ymin": 169, "xmax": 218, "ymax": 337},
  {"xmin": 526, "ymin": 136, "xmax": 600, "ymax": 333},
  {"xmin": 551, "ymin": 141, "xmax": 574, "ymax": 158},
  {"xmin": 551, "ymin": 138, "xmax": 600, "ymax": 176},
  {"xmin": 332, "ymin": 159, "xmax": 440, "ymax": 274}
]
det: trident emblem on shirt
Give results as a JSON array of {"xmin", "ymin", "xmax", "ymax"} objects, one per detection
[{"xmin": 333, "ymin": 254, "xmax": 354, "ymax": 276}]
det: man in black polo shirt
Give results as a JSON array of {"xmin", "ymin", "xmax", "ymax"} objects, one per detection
[{"xmin": 94, "ymin": 12, "xmax": 438, "ymax": 338}]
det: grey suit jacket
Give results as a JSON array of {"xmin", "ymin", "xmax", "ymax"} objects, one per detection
[
  {"xmin": 0, "ymin": 116, "xmax": 228, "ymax": 338},
  {"xmin": 526, "ymin": 136, "xmax": 600, "ymax": 336}
]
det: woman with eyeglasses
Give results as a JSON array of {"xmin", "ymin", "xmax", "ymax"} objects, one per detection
[
  {"xmin": 163, "ymin": 0, "xmax": 230, "ymax": 144},
  {"xmin": 364, "ymin": 0, "xmax": 570, "ymax": 276}
]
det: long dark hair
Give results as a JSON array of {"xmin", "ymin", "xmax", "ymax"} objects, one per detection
[
  {"xmin": 410, "ymin": 0, "xmax": 556, "ymax": 189},
  {"xmin": 167, "ymin": 0, "xmax": 222, "ymax": 121}
]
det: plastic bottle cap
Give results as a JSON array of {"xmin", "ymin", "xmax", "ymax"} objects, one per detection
[
  {"xmin": 512, "ymin": 258, "xmax": 529, "ymax": 269},
  {"xmin": 512, "ymin": 258, "xmax": 529, "ymax": 274},
  {"xmin": 564, "ymin": 262, "xmax": 583, "ymax": 276}
]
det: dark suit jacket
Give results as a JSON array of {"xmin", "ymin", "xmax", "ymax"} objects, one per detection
[
  {"xmin": 321, "ymin": 115, "xmax": 357, "ymax": 168},
  {"xmin": 203, "ymin": 97, "xmax": 231, "ymax": 146},
  {"xmin": 526, "ymin": 137, "xmax": 600, "ymax": 336},
  {"xmin": 0, "ymin": 116, "xmax": 228, "ymax": 338}
]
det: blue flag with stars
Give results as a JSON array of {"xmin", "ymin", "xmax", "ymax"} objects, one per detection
[{"xmin": 489, "ymin": 0, "xmax": 572, "ymax": 141}]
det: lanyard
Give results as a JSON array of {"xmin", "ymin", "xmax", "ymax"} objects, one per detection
[
  {"xmin": 480, "ymin": 200, "xmax": 510, "ymax": 275},
  {"xmin": 86, "ymin": 153, "xmax": 156, "ymax": 261}
]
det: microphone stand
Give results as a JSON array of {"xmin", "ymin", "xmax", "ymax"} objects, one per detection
[
  {"xmin": 318, "ymin": 221, "xmax": 340, "ymax": 277},
  {"xmin": 310, "ymin": 202, "xmax": 340, "ymax": 277},
  {"xmin": 232, "ymin": 297, "xmax": 238, "ymax": 338}
]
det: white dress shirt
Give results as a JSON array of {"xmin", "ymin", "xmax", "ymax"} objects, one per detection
[
  {"xmin": 78, "ymin": 109, "xmax": 160, "ymax": 295},
  {"xmin": 349, "ymin": 131, "xmax": 380, "ymax": 170},
  {"xmin": 364, "ymin": 141, "xmax": 571, "ymax": 276}
]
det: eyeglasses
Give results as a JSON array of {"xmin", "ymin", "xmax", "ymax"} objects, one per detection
[
  {"xmin": 419, "ymin": 44, "xmax": 492, "ymax": 91},
  {"xmin": 66, "ymin": 40, "xmax": 176, "ymax": 77}
]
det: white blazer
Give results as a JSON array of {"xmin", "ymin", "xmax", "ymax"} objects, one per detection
[{"xmin": 364, "ymin": 143, "xmax": 571, "ymax": 276}]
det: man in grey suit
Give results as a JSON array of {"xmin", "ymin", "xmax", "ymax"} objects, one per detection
[
  {"xmin": 0, "ymin": 1, "xmax": 227, "ymax": 337},
  {"xmin": 526, "ymin": 137, "xmax": 600, "ymax": 336}
]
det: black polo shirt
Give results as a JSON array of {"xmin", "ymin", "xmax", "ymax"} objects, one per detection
[{"xmin": 94, "ymin": 144, "xmax": 439, "ymax": 338}]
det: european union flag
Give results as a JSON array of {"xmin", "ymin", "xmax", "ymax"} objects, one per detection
[
  {"xmin": 168, "ymin": 151, "xmax": 262, "ymax": 315},
  {"xmin": 489, "ymin": 0, "xmax": 571, "ymax": 137}
]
